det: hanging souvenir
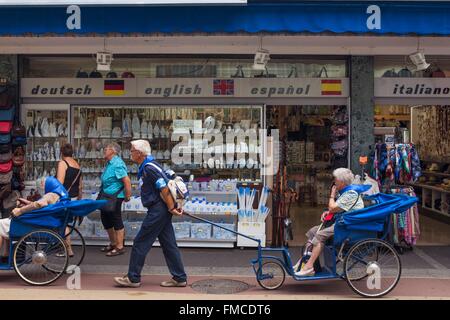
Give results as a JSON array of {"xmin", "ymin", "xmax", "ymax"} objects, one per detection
[
  {"xmin": 132, "ymin": 112, "xmax": 141, "ymax": 138},
  {"xmin": 123, "ymin": 113, "xmax": 132, "ymax": 138},
  {"xmin": 141, "ymin": 120, "xmax": 148, "ymax": 139},
  {"xmin": 49, "ymin": 122, "xmax": 57, "ymax": 137},
  {"xmin": 34, "ymin": 118, "xmax": 42, "ymax": 137},
  {"xmin": 40, "ymin": 118, "xmax": 50, "ymax": 137},
  {"xmin": 153, "ymin": 123, "xmax": 160, "ymax": 138}
]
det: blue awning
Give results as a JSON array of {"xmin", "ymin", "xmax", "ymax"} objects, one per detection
[{"xmin": 0, "ymin": 1, "xmax": 449, "ymax": 36}]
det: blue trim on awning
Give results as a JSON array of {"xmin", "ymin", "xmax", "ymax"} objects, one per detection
[{"xmin": 0, "ymin": 2, "xmax": 449, "ymax": 36}]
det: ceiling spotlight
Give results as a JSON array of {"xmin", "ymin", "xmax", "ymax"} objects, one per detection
[
  {"xmin": 409, "ymin": 52, "xmax": 430, "ymax": 71},
  {"xmin": 253, "ymin": 48, "xmax": 270, "ymax": 71},
  {"xmin": 96, "ymin": 51, "xmax": 113, "ymax": 71}
]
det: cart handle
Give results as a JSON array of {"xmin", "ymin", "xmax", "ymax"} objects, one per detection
[{"xmin": 183, "ymin": 212, "xmax": 261, "ymax": 245}]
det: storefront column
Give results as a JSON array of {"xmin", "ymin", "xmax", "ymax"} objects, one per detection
[{"xmin": 349, "ymin": 56, "xmax": 374, "ymax": 172}]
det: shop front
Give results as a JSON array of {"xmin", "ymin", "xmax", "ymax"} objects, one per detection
[
  {"xmin": 373, "ymin": 58, "xmax": 450, "ymax": 245},
  {"xmin": 18, "ymin": 61, "xmax": 349, "ymax": 247},
  {"xmin": 0, "ymin": 1, "xmax": 450, "ymax": 249}
]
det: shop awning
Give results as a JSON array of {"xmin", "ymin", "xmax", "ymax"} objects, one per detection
[{"xmin": 0, "ymin": 1, "xmax": 449, "ymax": 36}]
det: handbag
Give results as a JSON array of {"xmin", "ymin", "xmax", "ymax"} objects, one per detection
[
  {"xmin": 0, "ymin": 133, "xmax": 11, "ymax": 144},
  {"xmin": 0, "ymin": 182, "xmax": 11, "ymax": 200},
  {"xmin": 3, "ymin": 190, "xmax": 20, "ymax": 210},
  {"xmin": 321, "ymin": 192, "xmax": 362, "ymax": 229},
  {"xmin": 0, "ymin": 160, "xmax": 12, "ymax": 173},
  {"xmin": 12, "ymin": 146, "xmax": 25, "ymax": 167},
  {"xmin": 317, "ymin": 66, "xmax": 329, "ymax": 78},
  {"xmin": 0, "ymin": 144, "xmax": 11, "ymax": 154},
  {"xmin": 0, "ymin": 171, "xmax": 13, "ymax": 184},
  {"xmin": 12, "ymin": 123, "xmax": 26, "ymax": 137},
  {"xmin": 0, "ymin": 121, "xmax": 12, "ymax": 134},
  {"xmin": 12, "ymin": 136, "xmax": 27, "ymax": 146},
  {"xmin": 96, "ymin": 185, "xmax": 124, "ymax": 213},
  {"xmin": 0, "ymin": 86, "xmax": 13, "ymax": 109},
  {"xmin": 0, "ymin": 106, "xmax": 14, "ymax": 121},
  {"xmin": 0, "ymin": 151, "xmax": 12, "ymax": 163}
]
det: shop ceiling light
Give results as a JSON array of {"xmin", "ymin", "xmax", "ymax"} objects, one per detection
[
  {"xmin": 96, "ymin": 51, "xmax": 113, "ymax": 71},
  {"xmin": 409, "ymin": 52, "xmax": 430, "ymax": 71},
  {"xmin": 253, "ymin": 49, "xmax": 270, "ymax": 71}
]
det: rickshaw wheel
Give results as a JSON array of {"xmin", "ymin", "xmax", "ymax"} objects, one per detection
[
  {"xmin": 344, "ymin": 239, "xmax": 401, "ymax": 298},
  {"xmin": 63, "ymin": 226, "xmax": 86, "ymax": 268},
  {"xmin": 257, "ymin": 261, "xmax": 285, "ymax": 290},
  {"xmin": 13, "ymin": 229, "xmax": 69, "ymax": 286}
]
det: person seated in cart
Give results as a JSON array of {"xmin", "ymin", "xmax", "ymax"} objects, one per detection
[
  {"xmin": 0, "ymin": 176, "xmax": 69, "ymax": 262},
  {"xmin": 295, "ymin": 168, "xmax": 366, "ymax": 276}
]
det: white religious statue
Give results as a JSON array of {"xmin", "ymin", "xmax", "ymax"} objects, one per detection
[
  {"xmin": 41, "ymin": 118, "xmax": 50, "ymax": 137},
  {"xmin": 153, "ymin": 123, "xmax": 160, "ymax": 138},
  {"xmin": 147, "ymin": 122, "xmax": 153, "ymax": 140},
  {"xmin": 132, "ymin": 112, "xmax": 141, "ymax": 139},
  {"xmin": 141, "ymin": 120, "xmax": 148, "ymax": 139},
  {"xmin": 34, "ymin": 117, "xmax": 42, "ymax": 137},
  {"xmin": 123, "ymin": 114, "xmax": 132, "ymax": 138}
]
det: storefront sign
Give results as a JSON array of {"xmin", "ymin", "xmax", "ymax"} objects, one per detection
[
  {"xmin": 137, "ymin": 78, "xmax": 349, "ymax": 98},
  {"xmin": 21, "ymin": 78, "xmax": 138, "ymax": 98},
  {"xmin": 375, "ymin": 78, "xmax": 450, "ymax": 97},
  {"xmin": 21, "ymin": 78, "xmax": 349, "ymax": 99}
]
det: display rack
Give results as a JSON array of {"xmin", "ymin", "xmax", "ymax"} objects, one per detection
[
  {"xmin": 69, "ymin": 105, "xmax": 262, "ymax": 247},
  {"xmin": 408, "ymin": 160, "xmax": 450, "ymax": 219},
  {"xmin": 22, "ymin": 104, "xmax": 70, "ymax": 186}
]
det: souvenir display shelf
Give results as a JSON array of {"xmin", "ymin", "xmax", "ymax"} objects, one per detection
[
  {"xmin": 22, "ymin": 105, "xmax": 70, "ymax": 185},
  {"xmin": 70, "ymin": 104, "xmax": 264, "ymax": 247},
  {"xmin": 408, "ymin": 160, "xmax": 450, "ymax": 219}
]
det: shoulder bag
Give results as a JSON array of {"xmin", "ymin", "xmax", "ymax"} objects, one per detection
[{"xmin": 96, "ymin": 185, "xmax": 124, "ymax": 213}]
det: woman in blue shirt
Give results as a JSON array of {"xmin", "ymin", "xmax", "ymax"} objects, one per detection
[{"xmin": 100, "ymin": 142, "xmax": 132, "ymax": 257}]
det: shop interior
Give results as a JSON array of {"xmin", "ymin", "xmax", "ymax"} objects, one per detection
[
  {"xmin": 266, "ymin": 105, "xmax": 349, "ymax": 246},
  {"xmin": 374, "ymin": 56, "xmax": 450, "ymax": 245}
]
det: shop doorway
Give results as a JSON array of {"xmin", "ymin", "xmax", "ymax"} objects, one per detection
[
  {"xmin": 374, "ymin": 104, "xmax": 450, "ymax": 245},
  {"xmin": 266, "ymin": 105, "xmax": 349, "ymax": 246}
]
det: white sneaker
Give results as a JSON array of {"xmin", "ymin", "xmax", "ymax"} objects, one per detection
[{"xmin": 295, "ymin": 267, "xmax": 315, "ymax": 277}]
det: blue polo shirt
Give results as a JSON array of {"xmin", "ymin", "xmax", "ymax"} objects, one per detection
[
  {"xmin": 140, "ymin": 159, "xmax": 167, "ymax": 208},
  {"xmin": 101, "ymin": 155, "xmax": 128, "ymax": 198}
]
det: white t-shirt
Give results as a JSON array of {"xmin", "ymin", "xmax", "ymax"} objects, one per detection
[{"xmin": 336, "ymin": 190, "xmax": 364, "ymax": 212}]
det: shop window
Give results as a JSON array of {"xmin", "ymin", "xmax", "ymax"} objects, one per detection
[
  {"xmin": 375, "ymin": 56, "xmax": 450, "ymax": 78},
  {"xmin": 22, "ymin": 56, "xmax": 347, "ymax": 78}
]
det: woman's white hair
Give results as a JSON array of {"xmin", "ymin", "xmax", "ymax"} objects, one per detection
[
  {"xmin": 332, "ymin": 168, "xmax": 355, "ymax": 186},
  {"xmin": 131, "ymin": 139, "xmax": 151, "ymax": 156}
]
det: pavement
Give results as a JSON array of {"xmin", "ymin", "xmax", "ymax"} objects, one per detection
[{"xmin": 0, "ymin": 245, "xmax": 449, "ymax": 299}]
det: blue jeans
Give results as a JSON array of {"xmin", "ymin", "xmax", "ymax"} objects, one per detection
[{"xmin": 127, "ymin": 201, "xmax": 187, "ymax": 283}]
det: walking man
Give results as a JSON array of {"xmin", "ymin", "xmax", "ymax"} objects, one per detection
[{"xmin": 114, "ymin": 140, "xmax": 187, "ymax": 288}]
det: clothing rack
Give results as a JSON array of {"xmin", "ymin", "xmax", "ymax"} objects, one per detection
[
  {"xmin": 370, "ymin": 143, "xmax": 422, "ymax": 192},
  {"xmin": 387, "ymin": 184, "xmax": 420, "ymax": 254}
]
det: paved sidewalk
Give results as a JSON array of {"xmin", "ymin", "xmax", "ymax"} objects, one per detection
[
  {"xmin": 0, "ymin": 245, "xmax": 448, "ymax": 299},
  {"xmin": 78, "ymin": 245, "xmax": 450, "ymax": 279}
]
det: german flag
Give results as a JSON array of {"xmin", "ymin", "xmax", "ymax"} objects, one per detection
[
  {"xmin": 104, "ymin": 80, "xmax": 125, "ymax": 96},
  {"xmin": 321, "ymin": 79, "xmax": 342, "ymax": 96}
]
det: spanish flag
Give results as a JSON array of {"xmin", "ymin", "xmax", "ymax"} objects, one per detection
[
  {"xmin": 104, "ymin": 80, "xmax": 125, "ymax": 96},
  {"xmin": 321, "ymin": 79, "xmax": 342, "ymax": 96}
]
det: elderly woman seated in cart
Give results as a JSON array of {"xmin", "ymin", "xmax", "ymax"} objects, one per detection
[
  {"xmin": 295, "ymin": 168, "xmax": 367, "ymax": 276},
  {"xmin": 0, "ymin": 177, "xmax": 69, "ymax": 260}
]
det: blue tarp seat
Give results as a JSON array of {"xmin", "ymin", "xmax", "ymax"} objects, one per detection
[
  {"xmin": 334, "ymin": 193, "xmax": 418, "ymax": 246},
  {"xmin": 9, "ymin": 199, "xmax": 106, "ymax": 239}
]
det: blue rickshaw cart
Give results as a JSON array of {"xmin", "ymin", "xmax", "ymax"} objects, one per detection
[
  {"xmin": 187, "ymin": 192, "xmax": 418, "ymax": 298},
  {"xmin": 0, "ymin": 199, "xmax": 106, "ymax": 286}
]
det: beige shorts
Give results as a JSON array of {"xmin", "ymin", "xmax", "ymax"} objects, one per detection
[
  {"xmin": 306, "ymin": 224, "xmax": 334, "ymax": 246},
  {"xmin": 0, "ymin": 218, "xmax": 11, "ymax": 239}
]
